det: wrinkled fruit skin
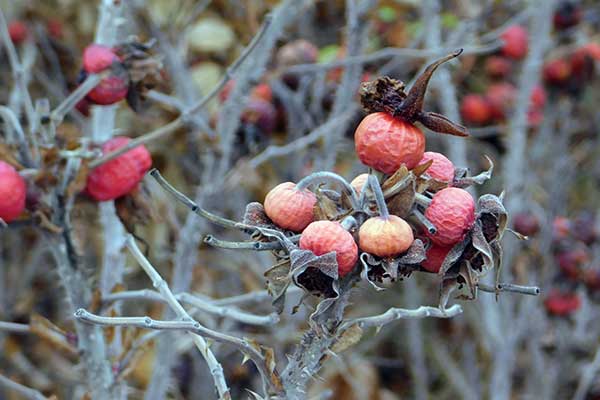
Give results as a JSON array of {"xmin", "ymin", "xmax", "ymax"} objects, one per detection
[
  {"xmin": 0, "ymin": 161, "xmax": 27, "ymax": 223},
  {"xmin": 85, "ymin": 136, "xmax": 152, "ymax": 201},
  {"xmin": 82, "ymin": 44, "xmax": 128, "ymax": 105},
  {"xmin": 300, "ymin": 221, "xmax": 358, "ymax": 277},
  {"xmin": 355, "ymin": 112, "xmax": 425, "ymax": 174},
  {"xmin": 418, "ymin": 151, "xmax": 455, "ymax": 183},
  {"xmin": 350, "ymin": 173, "xmax": 369, "ymax": 195},
  {"xmin": 460, "ymin": 94, "xmax": 491, "ymax": 125},
  {"xmin": 422, "ymin": 244, "xmax": 452, "ymax": 273},
  {"xmin": 425, "ymin": 187, "xmax": 476, "ymax": 246},
  {"xmin": 8, "ymin": 21, "xmax": 28, "ymax": 44},
  {"xmin": 501, "ymin": 25, "xmax": 528, "ymax": 60},
  {"xmin": 264, "ymin": 182, "xmax": 316, "ymax": 232},
  {"xmin": 544, "ymin": 290, "xmax": 581, "ymax": 316},
  {"xmin": 359, "ymin": 216, "xmax": 414, "ymax": 257},
  {"xmin": 512, "ymin": 212, "xmax": 540, "ymax": 236}
]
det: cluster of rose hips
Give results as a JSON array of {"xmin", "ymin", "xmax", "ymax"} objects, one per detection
[
  {"xmin": 233, "ymin": 52, "xmax": 506, "ymax": 301},
  {"xmin": 460, "ymin": 2, "xmax": 599, "ymax": 129},
  {"xmin": 513, "ymin": 211, "xmax": 598, "ymax": 317},
  {"xmin": 0, "ymin": 42, "xmax": 156, "ymax": 225}
]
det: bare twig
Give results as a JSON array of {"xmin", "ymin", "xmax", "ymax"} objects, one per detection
[
  {"xmin": 572, "ymin": 345, "xmax": 600, "ymax": 400},
  {"xmin": 477, "ymin": 283, "xmax": 540, "ymax": 296},
  {"xmin": 0, "ymin": 373, "xmax": 49, "ymax": 400},
  {"xmin": 89, "ymin": 12, "xmax": 274, "ymax": 169},
  {"xmin": 339, "ymin": 304, "xmax": 463, "ymax": 333},
  {"xmin": 0, "ymin": 321, "xmax": 30, "ymax": 334}
]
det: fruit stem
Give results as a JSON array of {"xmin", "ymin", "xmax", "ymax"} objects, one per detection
[
  {"xmin": 367, "ymin": 174, "xmax": 390, "ymax": 219},
  {"xmin": 340, "ymin": 215, "xmax": 358, "ymax": 231},
  {"xmin": 414, "ymin": 192, "xmax": 432, "ymax": 207},
  {"xmin": 150, "ymin": 169, "xmax": 239, "ymax": 230},
  {"xmin": 412, "ymin": 207, "xmax": 437, "ymax": 234},
  {"xmin": 296, "ymin": 171, "xmax": 360, "ymax": 210}
]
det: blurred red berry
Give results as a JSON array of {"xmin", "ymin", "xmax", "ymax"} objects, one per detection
[
  {"xmin": 460, "ymin": 94, "xmax": 492, "ymax": 125},
  {"xmin": 0, "ymin": 161, "xmax": 27, "ymax": 223},
  {"xmin": 557, "ymin": 246, "xmax": 589, "ymax": 279},
  {"xmin": 85, "ymin": 137, "xmax": 152, "ymax": 201},
  {"xmin": 501, "ymin": 25, "xmax": 528, "ymax": 60},
  {"xmin": 46, "ymin": 19, "xmax": 63, "ymax": 39},
  {"xmin": 82, "ymin": 44, "xmax": 128, "ymax": 105},
  {"xmin": 571, "ymin": 43, "xmax": 600, "ymax": 76},
  {"xmin": 241, "ymin": 98, "xmax": 278, "ymax": 134},
  {"xmin": 219, "ymin": 81, "xmax": 273, "ymax": 103},
  {"xmin": 553, "ymin": 216, "xmax": 571, "ymax": 241},
  {"xmin": 572, "ymin": 212, "xmax": 597, "ymax": 245},
  {"xmin": 418, "ymin": 151, "xmax": 455, "ymax": 183},
  {"xmin": 544, "ymin": 290, "xmax": 581, "ymax": 316},
  {"xmin": 486, "ymin": 82, "xmax": 517, "ymax": 121},
  {"xmin": 484, "ymin": 56, "xmax": 512, "ymax": 79},
  {"xmin": 553, "ymin": 2, "xmax": 582, "ymax": 30},
  {"xmin": 425, "ymin": 188, "xmax": 476, "ymax": 246},
  {"xmin": 8, "ymin": 21, "xmax": 28, "ymax": 45},
  {"xmin": 513, "ymin": 212, "xmax": 540, "ymax": 237},
  {"xmin": 543, "ymin": 58, "xmax": 572, "ymax": 85}
]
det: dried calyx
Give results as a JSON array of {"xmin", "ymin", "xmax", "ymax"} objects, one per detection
[{"xmin": 359, "ymin": 50, "xmax": 468, "ymax": 137}]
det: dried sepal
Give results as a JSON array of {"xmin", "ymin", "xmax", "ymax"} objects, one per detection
[
  {"xmin": 453, "ymin": 156, "xmax": 494, "ymax": 188},
  {"xmin": 418, "ymin": 111, "xmax": 468, "ymax": 137},
  {"xmin": 362, "ymin": 239, "xmax": 425, "ymax": 284},
  {"xmin": 264, "ymin": 259, "xmax": 292, "ymax": 314},
  {"xmin": 398, "ymin": 49, "xmax": 464, "ymax": 119}
]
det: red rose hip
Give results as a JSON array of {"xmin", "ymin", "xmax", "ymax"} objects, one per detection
[
  {"xmin": 418, "ymin": 151, "xmax": 455, "ymax": 183},
  {"xmin": 82, "ymin": 44, "xmax": 128, "ymax": 105},
  {"xmin": 0, "ymin": 161, "xmax": 27, "ymax": 223},
  {"xmin": 460, "ymin": 94, "xmax": 492, "ymax": 125},
  {"xmin": 359, "ymin": 215, "xmax": 413, "ymax": 257},
  {"xmin": 264, "ymin": 182, "xmax": 317, "ymax": 232},
  {"xmin": 85, "ymin": 136, "xmax": 152, "ymax": 201},
  {"xmin": 350, "ymin": 174, "xmax": 369, "ymax": 195},
  {"xmin": 354, "ymin": 112, "xmax": 425, "ymax": 174},
  {"xmin": 425, "ymin": 187, "xmax": 475, "ymax": 246},
  {"xmin": 300, "ymin": 220, "xmax": 358, "ymax": 277},
  {"xmin": 501, "ymin": 25, "xmax": 528, "ymax": 60},
  {"xmin": 421, "ymin": 244, "xmax": 452, "ymax": 273}
]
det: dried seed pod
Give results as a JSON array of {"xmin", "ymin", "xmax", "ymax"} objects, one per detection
[{"xmin": 263, "ymin": 182, "xmax": 317, "ymax": 232}]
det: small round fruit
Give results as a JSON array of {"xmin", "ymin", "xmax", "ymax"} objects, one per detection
[
  {"xmin": 8, "ymin": 21, "xmax": 28, "ymax": 44},
  {"xmin": 85, "ymin": 137, "xmax": 152, "ymax": 201},
  {"xmin": 552, "ymin": 216, "xmax": 571, "ymax": 241},
  {"xmin": 359, "ymin": 215, "xmax": 414, "ymax": 257},
  {"xmin": 82, "ymin": 44, "xmax": 128, "ymax": 105},
  {"xmin": 422, "ymin": 244, "xmax": 452, "ymax": 273},
  {"xmin": 300, "ymin": 220, "xmax": 358, "ymax": 277},
  {"xmin": 486, "ymin": 82, "xmax": 517, "ymax": 121},
  {"xmin": 418, "ymin": 151, "xmax": 455, "ymax": 183},
  {"xmin": 354, "ymin": 112, "xmax": 425, "ymax": 174},
  {"xmin": 484, "ymin": 56, "xmax": 512, "ymax": 79},
  {"xmin": 543, "ymin": 58, "xmax": 572, "ymax": 85},
  {"xmin": 512, "ymin": 212, "xmax": 540, "ymax": 236},
  {"xmin": 0, "ymin": 161, "xmax": 26, "ymax": 223},
  {"xmin": 425, "ymin": 187, "xmax": 475, "ymax": 246},
  {"xmin": 264, "ymin": 182, "xmax": 316, "ymax": 232},
  {"xmin": 350, "ymin": 174, "xmax": 369, "ymax": 195},
  {"xmin": 241, "ymin": 98, "xmax": 278, "ymax": 134},
  {"xmin": 553, "ymin": 1, "xmax": 582, "ymax": 30},
  {"xmin": 460, "ymin": 94, "xmax": 492, "ymax": 125},
  {"xmin": 544, "ymin": 290, "xmax": 580, "ymax": 316},
  {"xmin": 557, "ymin": 246, "xmax": 589, "ymax": 279},
  {"xmin": 501, "ymin": 25, "xmax": 528, "ymax": 60},
  {"xmin": 276, "ymin": 39, "xmax": 319, "ymax": 67},
  {"xmin": 570, "ymin": 43, "xmax": 600, "ymax": 76}
]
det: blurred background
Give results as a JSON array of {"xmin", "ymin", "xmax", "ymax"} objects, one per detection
[{"xmin": 1, "ymin": 0, "xmax": 600, "ymax": 399}]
